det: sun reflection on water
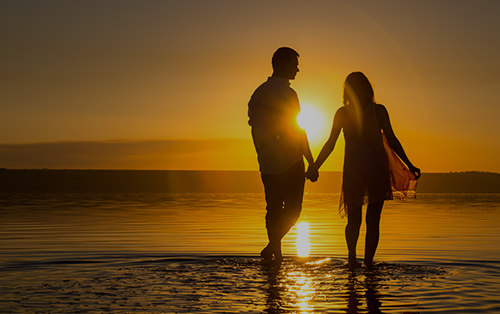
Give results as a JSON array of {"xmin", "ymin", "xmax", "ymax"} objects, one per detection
[
  {"xmin": 285, "ymin": 271, "xmax": 314, "ymax": 312},
  {"xmin": 306, "ymin": 257, "xmax": 331, "ymax": 265},
  {"xmin": 281, "ymin": 258, "xmax": 331, "ymax": 313},
  {"xmin": 296, "ymin": 221, "xmax": 310, "ymax": 257}
]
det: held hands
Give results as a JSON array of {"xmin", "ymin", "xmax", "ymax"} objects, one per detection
[{"xmin": 306, "ymin": 165, "xmax": 319, "ymax": 182}]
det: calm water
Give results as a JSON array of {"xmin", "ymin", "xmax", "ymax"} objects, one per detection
[{"xmin": 1, "ymin": 193, "xmax": 499, "ymax": 313}]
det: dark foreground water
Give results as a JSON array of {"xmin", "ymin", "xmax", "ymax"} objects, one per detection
[{"xmin": 1, "ymin": 193, "xmax": 499, "ymax": 313}]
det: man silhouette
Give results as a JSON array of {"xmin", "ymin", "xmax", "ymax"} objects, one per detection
[{"xmin": 248, "ymin": 47, "xmax": 314, "ymax": 262}]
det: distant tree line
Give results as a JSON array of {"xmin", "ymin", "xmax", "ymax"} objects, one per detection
[{"xmin": 0, "ymin": 169, "xmax": 499, "ymax": 193}]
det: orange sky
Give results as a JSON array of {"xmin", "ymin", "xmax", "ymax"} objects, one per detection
[{"xmin": 1, "ymin": 1, "xmax": 500, "ymax": 172}]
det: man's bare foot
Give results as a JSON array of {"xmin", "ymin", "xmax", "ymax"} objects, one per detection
[
  {"xmin": 260, "ymin": 245, "xmax": 274, "ymax": 261},
  {"xmin": 273, "ymin": 243, "xmax": 283, "ymax": 263}
]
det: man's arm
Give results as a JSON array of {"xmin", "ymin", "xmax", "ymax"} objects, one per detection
[{"xmin": 300, "ymin": 130, "xmax": 314, "ymax": 165}]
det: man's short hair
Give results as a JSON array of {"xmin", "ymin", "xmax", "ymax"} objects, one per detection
[{"xmin": 272, "ymin": 47, "xmax": 299, "ymax": 70}]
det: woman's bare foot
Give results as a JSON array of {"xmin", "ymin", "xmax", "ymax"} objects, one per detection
[
  {"xmin": 364, "ymin": 260, "xmax": 375, "ymax": 270},
  {"xmin": 348, "ymin": 255, "xmax": 360, "ymax": 271}
]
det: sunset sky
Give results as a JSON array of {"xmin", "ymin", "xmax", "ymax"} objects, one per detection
[{"xmin": 1, "ymin": 0, "xmax": 499, "ymax": 172}]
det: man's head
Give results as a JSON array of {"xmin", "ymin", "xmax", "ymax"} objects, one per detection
[{"xmin": 272, "ymin": 47, "xmax": 300, "ymax": 80}]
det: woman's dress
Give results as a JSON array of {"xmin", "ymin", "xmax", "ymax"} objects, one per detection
[{"xmin": 339, "ymin": 103, "xmax": 417, "ymax": 218}]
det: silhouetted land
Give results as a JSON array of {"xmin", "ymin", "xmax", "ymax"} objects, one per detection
[{"xmin": 1, "ymin": 169, "xmax": 499, "ymax": 193}]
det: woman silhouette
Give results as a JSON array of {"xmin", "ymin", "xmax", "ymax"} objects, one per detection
[{"xmin": 307, "ymin": 72, "xmax": 420, "ymax": 270}]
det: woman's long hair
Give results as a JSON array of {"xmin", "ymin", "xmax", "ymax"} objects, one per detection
[{"xmin": 342, "ymin": 72, "xmax": 375, "ymax": 109}]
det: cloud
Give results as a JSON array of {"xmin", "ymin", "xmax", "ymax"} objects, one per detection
[{"xmin": 0, "ymin": 139, "xmax": 258, "ymax": 170}]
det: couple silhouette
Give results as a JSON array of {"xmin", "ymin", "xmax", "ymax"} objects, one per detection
[{"xmin": 248, "ymin": 47, "xmax": 420, "ymax": 270}]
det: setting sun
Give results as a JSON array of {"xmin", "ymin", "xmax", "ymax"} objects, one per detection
[{"xmin": 297, "ymin": 104, "xmax": 328, "ymax": 144}]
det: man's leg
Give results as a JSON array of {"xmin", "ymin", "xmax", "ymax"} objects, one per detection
[
  {"xmin": 261, "ymin": 171, "xmax": 286, "ymax": 260},
  {"xmin": 270, "ymin": 161, "xmax": 305, "ymax": 261}
]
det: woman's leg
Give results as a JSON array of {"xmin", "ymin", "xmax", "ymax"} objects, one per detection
[
  {"xmin": 364, "ymin": 201, "xmax": 384, "ymax": 267},
  {"xmin": 346, "ymin": 206, "xmax": 362, "ymax": 269}
]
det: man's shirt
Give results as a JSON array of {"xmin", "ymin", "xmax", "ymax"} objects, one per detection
[{"xmin": 248, "ymin": 76, "xmax": 304, "ymax": 174}]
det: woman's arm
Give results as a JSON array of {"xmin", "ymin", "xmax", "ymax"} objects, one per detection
[
  {"xmin": 376, "ymin": 104, "xmax": 421, "ymax": 179},
  {"xmin": 306, "ymin": 108, "xmax": 344, "ymax": 181}
]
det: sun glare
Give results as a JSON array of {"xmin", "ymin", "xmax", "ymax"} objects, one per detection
[
  {"xmin": 296, "ymin": 221, "xmax": 310, "ymax": 257},
  {"xmin": 297, "ymin": 104, "xmax": 328, "ymax": 144}
]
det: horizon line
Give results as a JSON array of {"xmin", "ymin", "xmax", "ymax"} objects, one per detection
[{"xmin": 1, "ymin": 168, "xmax": 499, "ymax": 175}]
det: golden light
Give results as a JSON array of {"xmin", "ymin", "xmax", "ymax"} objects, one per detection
[
  {"xmin": 297, "ymin": 104, "xmax": 328, "ymax": 144},
  {"xmin": 296, "ymin": 221, "xmax": 310, "ymax": 257},
  {"xmin": 285, "ymin": 271, "xmax": 314, "ymax": 312}
]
